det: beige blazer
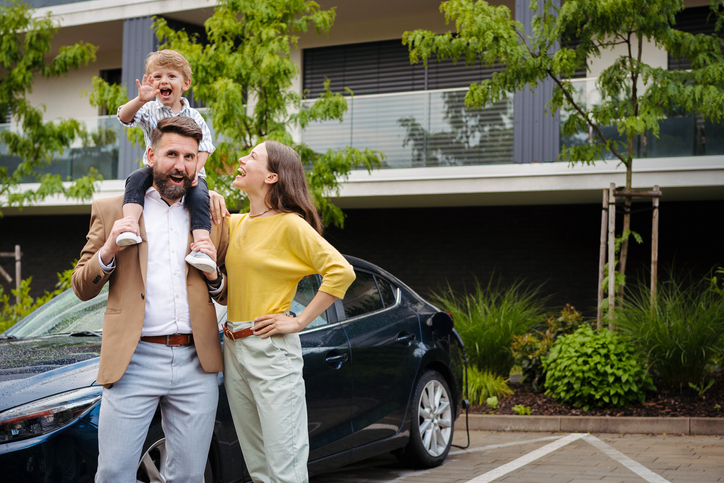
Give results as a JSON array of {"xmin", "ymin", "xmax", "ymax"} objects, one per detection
[{"xmin": 72, "ymin": 195, "xmax": 228, "ymax": 386}]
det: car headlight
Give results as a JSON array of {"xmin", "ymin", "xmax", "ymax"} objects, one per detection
[{"xmin": 0, "ymin": 386, "xmax": 102, "ymax": 443}]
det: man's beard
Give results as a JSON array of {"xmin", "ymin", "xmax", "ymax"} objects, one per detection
[{"xmin": 153, "ymin": 167, "xmax": 194, "ymax": 201}]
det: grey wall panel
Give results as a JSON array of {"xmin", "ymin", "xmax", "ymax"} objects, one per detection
[
  {"xmin": 118, "ymin": 17, "xmax": 159, "ymax": 178},
  {"xmin": 513, "ymin": 0, "xmax": 560, "ymax": 164}
]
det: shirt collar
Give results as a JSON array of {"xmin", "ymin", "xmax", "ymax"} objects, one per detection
[
  {"xmin": 151, "ymin": 97, "xmax": 190, "ymax": 113},
  {"xmin": 146, "ymin": 186, "xmax": 186, "ymax": 207}
]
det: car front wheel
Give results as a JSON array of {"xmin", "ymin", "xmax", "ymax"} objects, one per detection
[
  {"xmin": 396, "ymin": 370, "xmax": 454, "ymax": 468},
  {"xmin": 136, "ymin": 420, "xmax": 214, "ymax": 483}
]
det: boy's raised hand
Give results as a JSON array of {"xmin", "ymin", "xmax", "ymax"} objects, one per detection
[{"xmin": 136, "ymin": 74, "xmax": 159, "ymax": 103}]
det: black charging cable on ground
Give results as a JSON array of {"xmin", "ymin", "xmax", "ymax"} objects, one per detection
[{"xmin": 451, "ymin": 331, "xmax": 470, "ymax": 450}]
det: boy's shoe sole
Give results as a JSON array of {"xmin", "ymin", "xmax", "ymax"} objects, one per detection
[
  {"xmin": 116, "ymin": 232, "xmax": 142, "ymax": 246},
  {"xmin": 185, "ymin": 253, "xmax": 217, "ymax": 273}
]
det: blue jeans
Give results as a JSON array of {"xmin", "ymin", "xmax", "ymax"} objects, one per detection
[
  {"xmin": 95, "ymin": 341, "xmax": 219, "ymax": 482},
  {"xmin": 123, "ymin": 167, "xmax": 212, "ymax": 232}
]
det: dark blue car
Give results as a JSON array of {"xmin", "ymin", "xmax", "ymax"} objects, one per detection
[{"xmin": 0, "ymin": 256, "xmax": 465, "ymax": 482}]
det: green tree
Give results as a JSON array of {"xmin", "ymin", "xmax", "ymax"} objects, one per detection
[
  {"xmin": 403, "ymin": 0, "xmax": 724, "ymax": 285},
  {"xmin": 0, "ymin": 0, "xmax": 99, "ymax": 215},
  {"xmin": 92, "ymin": 0, "xmax": 382, "ymax": 227}
]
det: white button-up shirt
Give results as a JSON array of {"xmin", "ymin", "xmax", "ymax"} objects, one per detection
[{"xmin": 141, "ymin": 188, "xmax": 192, "ymax": 336}]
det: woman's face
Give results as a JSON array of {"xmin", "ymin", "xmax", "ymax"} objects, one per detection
[{"xmin": 233, "ymin": 142, "xmax": 275, "ymax": 194}]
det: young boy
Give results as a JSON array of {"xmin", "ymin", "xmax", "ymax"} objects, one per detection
[{"xmin": 116, "ymin": 49, "xmax": 216, "ymax": 273}]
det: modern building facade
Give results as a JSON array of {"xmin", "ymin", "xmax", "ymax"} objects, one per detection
[{"xmin": 1, "ymin": 0, "xmax": 722, "ymax": 314}]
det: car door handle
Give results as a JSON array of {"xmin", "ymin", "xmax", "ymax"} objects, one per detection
[
  {"xmin": 325, "ymin": 351, "xmax": 349, "ymax": 369},
  {"xmin": 397, "ymin": 332, "xmax": 415, "ymax": 345}
]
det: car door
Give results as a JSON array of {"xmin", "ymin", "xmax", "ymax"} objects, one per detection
[
  {"xmin": 340, "ymin": 269, "xmax": 422, "ymax": 448},
  {"xmin": 296, "ymin": 276, "xmax": 355, "ymax": 463}
]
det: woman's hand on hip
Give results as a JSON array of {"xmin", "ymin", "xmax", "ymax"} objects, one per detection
[{"xmin": 252, "ymin": 313, "xmax": 302, "ymax": 338}]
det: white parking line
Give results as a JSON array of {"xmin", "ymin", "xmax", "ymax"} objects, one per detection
[
  {"xmin": 463, "ymin": 433, "xmax": 586, "ymax": 483},
  {"xmin": 582, "ymin": 434, "xmax": 671, "ymax": 483},
  {"xmin": 448, "ymin": 435, "xmax": 565, "ymax": 455},
  {"xmin": 457, "ymin": 433, "xmax": 672, "ymax": 483}
]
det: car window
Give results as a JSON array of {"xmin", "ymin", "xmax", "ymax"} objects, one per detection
[
  {"xmin": 293, "ymin": 275, "xmax": 328, "ymax": 330},
  {"xmin": 7, "ymin": 286, "xmax": 109, "ymax": 338},
  {"xmin": 342, "ymin": 270, "xmax": 384, "ymax": 318},
  {"xmin": 377, "ymin": 276, "xmax": 397, "ymax": 308}
]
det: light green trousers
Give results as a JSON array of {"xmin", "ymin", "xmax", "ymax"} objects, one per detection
[{"xmin": 223, "ymin": 320, "xmax": 309, "ymax": 483}]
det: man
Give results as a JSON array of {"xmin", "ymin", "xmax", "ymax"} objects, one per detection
[{"xmin": 72, "ymin": 116, "xmax": 228, "ymax": 482}]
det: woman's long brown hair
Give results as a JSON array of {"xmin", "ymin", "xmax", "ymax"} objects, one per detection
[{"xmin": 264, "ymin": 140, "xmax": 323, "ymax": 234}]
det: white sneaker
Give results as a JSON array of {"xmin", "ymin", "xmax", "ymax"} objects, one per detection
[
  {"xmin": 185, "ymin": 251, "xmax": 217, "ymax": 273},
  {"xmin": 116, "ymin": 232, "xmax": 142, "ymax": 246}
]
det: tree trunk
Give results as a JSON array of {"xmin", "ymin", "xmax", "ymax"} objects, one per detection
[{"xmin": 617, "ymin": 161, "xmax": 634, "ymax": 300}]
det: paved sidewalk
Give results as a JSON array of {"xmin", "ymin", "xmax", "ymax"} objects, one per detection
[{"xmin": 311, "ymin": 431, "xmax": 724, "ymax": 483}]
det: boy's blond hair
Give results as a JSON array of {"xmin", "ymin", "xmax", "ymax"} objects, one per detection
[{"xmin": 144, "ymin": 49, "xmax": 193, "ymax": 81}]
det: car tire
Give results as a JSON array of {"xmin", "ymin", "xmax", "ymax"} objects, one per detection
[
  {"xmin": 395, "ymin": 370, "xmax": 454, "ymax": 468},
  {"xmin": 136, "ymin": 420, "xmax": 214, "ymax": 482}
]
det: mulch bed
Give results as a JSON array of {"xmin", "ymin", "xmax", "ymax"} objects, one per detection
[{"xmin": 469, "ymin": 371, "xmax": 724, "ymax": 418}]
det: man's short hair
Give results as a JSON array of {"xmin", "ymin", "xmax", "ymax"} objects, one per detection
[
  {"xmin": 145, "ymin": 49, "xmax": 193, "ymax": 82},
  {"xmin": 150, "ymin": 117, "xmax": 203, "ymax": 149}
]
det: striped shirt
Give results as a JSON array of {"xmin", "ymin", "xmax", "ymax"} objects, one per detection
[{"xmin": 117, "ymin": 97, "xmax": 215, "ymax": 177}]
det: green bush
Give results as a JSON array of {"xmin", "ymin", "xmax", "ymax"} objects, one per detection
[
  {"xmin": 432, "ymin": 277, "xmax": 548, "ymax": 377},
  {"xmin": 512, "ymin": 304, "xmax": 588, "ymax": 392},
  {"xmin": 0, "ymin": 266, "xmax": 74, "ymax": 333},
  {"xmin": 617, "ymin": 273, "xmax": 724, "ymax": 390},
  {"xmin": 467, "ymin": 366, "xmax": 512, "ymax": 405},
  {"xmin": 543, "ymin": 326, "xmax": 655, "ymax": 411}
]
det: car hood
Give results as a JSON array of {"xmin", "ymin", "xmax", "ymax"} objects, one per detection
[{"xmin": 0, "ymin": 336, "xmax": 100, "ymax": 412}]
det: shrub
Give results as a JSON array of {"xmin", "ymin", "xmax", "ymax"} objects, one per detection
[
  {"xmin": 433, "ymin": 277, "xmax": 548, "ymax": 377},
  {"xmin": 512, "ymin": 304, "xmax": 588, "ymax": 392},
  {"xmin": 617, "ymin": 273, "xmax": 724, "ymax": 390},
  {"xmin": 467, "ymin": 366, "xmax": 513, "ymax": 405},
  {"xmin": 543, "ymin": 326, "xmax": 655, "ymax": 411}
]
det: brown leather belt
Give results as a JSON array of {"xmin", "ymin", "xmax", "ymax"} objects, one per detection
[
  {"xmin": 223, "ymin": 323, "xmax": 254, "ymax": 341},
  {"xmin": 141, "ymin": 334, "xmax": 194, "ymax": 346}
]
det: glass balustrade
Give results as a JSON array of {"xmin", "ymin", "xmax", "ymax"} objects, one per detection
[
  {"xmin": 301, "ymin": 88, "xmax": 515, "ymax": 169},
  {"xmin": 561, "ymin": 78, "xmax": 724, "ymax": 158}
]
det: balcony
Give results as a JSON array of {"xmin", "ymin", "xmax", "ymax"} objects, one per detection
[
  {"xmin": 0, "ymin": 116, "xmax": 122, "ymax": 182},
  {"xmin": 561, "ymin": 78, "xmax": 724, "ymax": 158},
  {"xmin": 301, "ymin": 88, "xmax": 515, "ymax": 169}
]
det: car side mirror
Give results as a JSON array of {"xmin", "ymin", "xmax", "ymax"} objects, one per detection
[{"xmin": 427, "ymin": 312, "xmax": 453, "ymax": 337}]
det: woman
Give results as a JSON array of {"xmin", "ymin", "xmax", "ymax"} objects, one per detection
[{"xmin": 220, "ymin": 140, "xmax": 355, "ymax": 483}]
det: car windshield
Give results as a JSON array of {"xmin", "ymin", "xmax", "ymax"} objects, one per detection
[{"xmin": 5, "ymin": 287, "xmax": 109, "ymax": 338}]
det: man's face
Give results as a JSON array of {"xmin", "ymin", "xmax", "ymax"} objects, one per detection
[{"xmin": 147, "ymin": 132, "xmax": 198, "ymax": 203}]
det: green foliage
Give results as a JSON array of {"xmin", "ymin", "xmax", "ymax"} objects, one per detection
[
  {"xmin": 432, "ymin": 277, "xmax": 548, "ymax": 377},
  {"xmin": 0, "ymin": 263, "xmax": 74, "ymax": 333},
  {"xmin": 707, "ymin": 266, "xmax": 724, "ymax": 296},
  {"xmin": 467, "ymin": 366, "xmax": 513, "ymax": 406},
  {"xmin": 543, "ymin": 326, "xmax": 655, "ymax": 411},
  {"xmin": 688, "ymin": 378, "xmax": 715, "ymax": 398},
  {"xmin": 0, "ymin": 0, "xmax": 99, "ymax": 215},
  {"xmin": 485, "ymin": 396, "xmax": 499, "ymax": 410},
  {"xmin": 92, "ymin": 0, "xmax": 383, "ymax": 227},
  {"xmin": 513, "ymin": 404, "xmax": 531, "ymax": 415},
  {"xmin": 617, "ymin": 272, "xmax": 724, "ymax": 390},
  {"xmin": 512, "ymin": 304, "xmax": 588, "ymax": 392}
]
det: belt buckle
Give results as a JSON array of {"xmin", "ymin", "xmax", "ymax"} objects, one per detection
[
  {"xmin": 166, "ymin": 334, "xmax": 184, "ymax": 346},
  {"xmin": 223, "ymin": 325, "xmax": 235, "ymax": 341}
]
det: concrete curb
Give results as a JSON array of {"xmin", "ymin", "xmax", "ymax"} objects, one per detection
[{"xmin": 454, "ymin": 414, "xmax": 724, "ymax": 435}]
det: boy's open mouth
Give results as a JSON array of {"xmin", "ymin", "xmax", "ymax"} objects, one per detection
[{"xmin": 160, "ymin": 88, "xmax": 172, "ymax": 98}]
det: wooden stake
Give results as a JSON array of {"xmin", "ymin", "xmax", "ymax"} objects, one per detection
[
  {"xmin": 651, "ymin": 186, "xmax": 660, "ymax": 310},
  {"xmin": 608, "ymin": 183, "xmax": 616, "ymax": 331},
  {"xmin": 15, "ymin": 245, "xmax": 21, "ymax": 306},
  {"xmin": 597, "ymin": 189, "xmax": 609, "ymax": 330}
]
